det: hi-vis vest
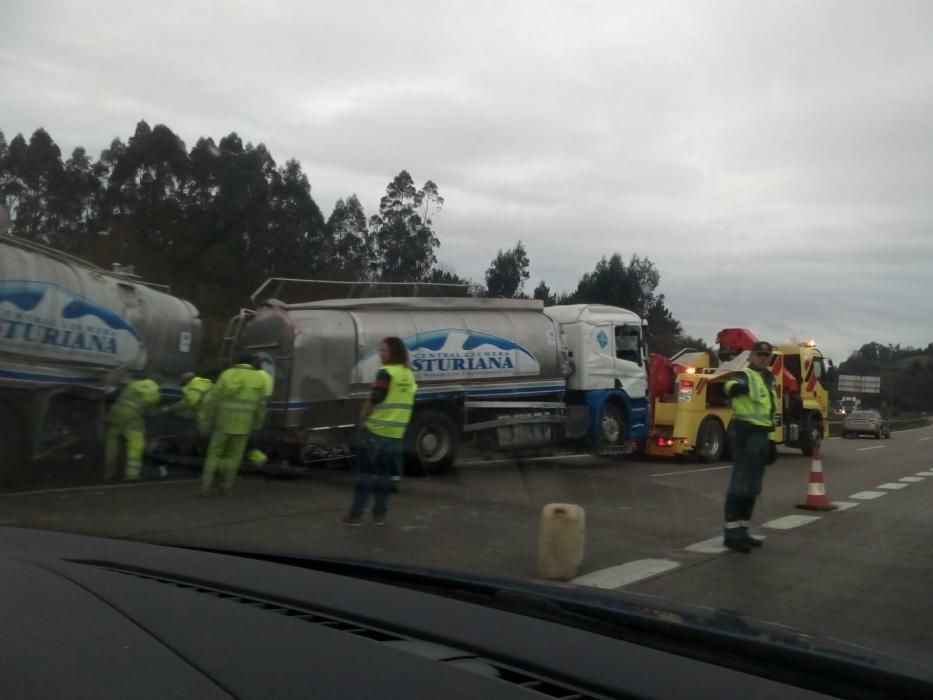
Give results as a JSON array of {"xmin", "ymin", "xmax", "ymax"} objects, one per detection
[
  {"xmin": 183, "ymin": 376, "xmax": 213, "ymax": 410},
  {"xmin": 212, "ymin": 364, "xmax": 267, "ymax": 435},
  {"xmin": 726, "ymin": 367, "xmax": 778, "ymax": 428},
  {"xmin": 366, "ymin": 364, "xmax": 417, "ymax": 439},
  {"xmin": 108, "ymin": 379, "xmax": 161, "ymax": 427}
]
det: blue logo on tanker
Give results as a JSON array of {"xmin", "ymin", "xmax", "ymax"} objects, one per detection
[
  {"xmin": 0, "ymin": 280, "xmax": 46, "ymax": 311},
  {"xmin": 355, "ymin": 328, "xmax": 540, "ymax": 380},
  {"xmin": 0, "ymin": 280, "xmax": 144, "ymax": 364}
]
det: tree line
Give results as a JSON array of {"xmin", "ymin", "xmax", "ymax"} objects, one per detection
[
  {"xmin": 0, "ymin": 122, "xmax": 707, "ymax": 360},
  {"xmin": 836, "ymin": 342, "xmax": 933, "ymax": 413}
]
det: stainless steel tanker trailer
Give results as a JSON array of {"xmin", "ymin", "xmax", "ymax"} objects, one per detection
[
  {"xmin": 224, "ymin": 279, "xmax": 650, "ymax": 473},
  {"xmin": 0, "ymin": 234, "xmax": 201, "ymax": 484}
]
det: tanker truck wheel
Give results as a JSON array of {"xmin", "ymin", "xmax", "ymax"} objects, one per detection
[
  {"xmin": 599, "ymin": 403, "xmax": 626, "ymax": 446},
  {"xmin": 405, "ymin": 409, "xmax": 459, "ymax": 475},
  {"xmin": 0, "ymin": 404, "xmax": 29, "ymax": 487}
]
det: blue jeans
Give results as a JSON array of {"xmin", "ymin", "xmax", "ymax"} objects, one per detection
[{"xmin": 350, "ymin": 431, "xmax": 402, "ymax": 517}]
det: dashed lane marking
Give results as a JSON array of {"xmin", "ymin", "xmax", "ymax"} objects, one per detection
[
  {"xmin": 917, "ymin": 471, "xmax": 933, "ymax": 477},
  {"xmin": 878, "ymin": 482, "xmax": 909, "ymax": 490},
  {"xmin": 849, "ymin": 491, "xmax": 887, "ymax": 500},
  {"xmin": 650, "ymin": 465, "xmax": 731, "ymax": 477},
  {"xmin": 685, "ymin": 536, "xmax": 729, "ymax": 554},
  {"xmin": 761, "ymin": 514, "xmax": 822, "ymax": 530},
  {"xmin": 572, "ymin": 559, "xmax": 680, "ymax": 589},
  {"xmin": 899, "ymin": 476, "xmax": 925, "ymax": 483},
  {"xmin": 917, "ymin": 437, "xmax": 931, "ymax": 442},
  {"xmin": 831, "ymin": 501, "xmax": 860, "ymax": 511},
  {"xmin": 855, "ymin": 445, "xmax": 886, "ymax": 452}
]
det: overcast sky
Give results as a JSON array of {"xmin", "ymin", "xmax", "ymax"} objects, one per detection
[{"xmin": 3, "ymin": 0, "xmax": 932, "ymax": 359}]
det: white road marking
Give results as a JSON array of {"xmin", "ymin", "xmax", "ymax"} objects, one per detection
[
  {"xmin": 878, "ymin": 482, "xmax": 909, "ymax": 490},
  {"xmin": 831, "ymin": 501, "xmax": 860, "ymax": 511},
  {"xmin": 917, "ymin": 437, "xmax": 931, "ymax": 441},
  {"xmin": 761, "ymin": 514, "xmax": 822, "ymax": 530},
  {"xmin": 849, "ymin": 491, "xmax": 887, "ymax": 500},
  {"xmin": 917, "ymin": 471, "xmax": 933, "ymax": 477},
  {"xmin": 0, "ymin": 479, "xmax": 199, "ymax": 498},
  {"xmin": 855, "ymin": 445, "xmax": 886, "ymax": 452},
  {"xmin": 685, "ymin": 536, "xmax": 728, "ymax": 554},
  {"xmin": 899, "ymin": 476, "xmax": 925, "ymax": 483},
  {"xmin": 572, "ymin": 559, "xmax": 680, "ymax": 589},
  {"xmin": 650, "ymin": 465, "xmax": 731, "ymax": 477}
]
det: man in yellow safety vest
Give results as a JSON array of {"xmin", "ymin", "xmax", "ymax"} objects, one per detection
[
  {"xmin": 200, "ymin": 353, "xmax": 268, "ymax": 496},
  {"xmin": 722, "ymin": 340, "xmax": 779, "ymax": 553},
  {"xmin": 343, "ymin": 337, "xmax": 417, "ymax": 526},
  {"xmin": 104, "ymin": 376, "xmax": 161, "ymax": 481},
  {"xmin": 245, "ymin": 354, "xmax": 274, "ymax": 468},
  {"xmin": 165, "ymin": 372, "xmax": 214, "ymax": 435}
]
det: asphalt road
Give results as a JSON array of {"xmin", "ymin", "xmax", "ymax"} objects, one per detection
[{"xmin": 2, "ymin": 424, "xmax": 932, "ymax": 668}]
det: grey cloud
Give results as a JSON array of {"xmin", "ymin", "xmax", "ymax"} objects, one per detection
[{"xmin": 3, "ymin": 0, "xmax": 933, "ymax": 359}]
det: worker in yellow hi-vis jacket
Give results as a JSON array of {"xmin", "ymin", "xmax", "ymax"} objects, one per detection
[
  {"xmin": 165, "ymin": 372, "xmax": 214, "ymax": 435},
  {"xmin": 200, "ymin": 354, "xmax": 268, "ymax": 496},
  {"xmin": 245, "ymin": 354, "xmax": 274, "ymax": 468},
  {"xmin": 104, "ymin": 377, "xmax": 161, "ymax": 481}
]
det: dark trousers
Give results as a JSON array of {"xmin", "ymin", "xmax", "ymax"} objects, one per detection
[
  {"xmin": 724, "ymin": 428, "xmax": 769, "ymax": 541},
  {"xmin": 350, "ymin": 431, "xmax": 402, "ymax": 517}
]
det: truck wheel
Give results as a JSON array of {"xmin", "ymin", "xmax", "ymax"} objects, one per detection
[
  {"xmin": 801, "ymin": 413, "xmax": 823, "ymax": 457},
  {"xmin": 599, "ymin": 403, "xmax": 625, "ymax": 445},
  {"xmin": 696, "ymin": 417, "xmax": 725, "ymax": 463},
  {"xmin": 0, "ymin": 404, "xmax": 29, "ymax": 487},
  {"xmin": 405, "ymin": 409, "xmax": 459, "ymax": 475}
]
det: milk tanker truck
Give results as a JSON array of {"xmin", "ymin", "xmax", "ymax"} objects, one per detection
[
  {"xmin": 0, "ymin": 233, "xmax": 201, "ymax": 485},
  {"xmin": 224, "ymin": 279, "xmax": 651, "ymax": 473}
]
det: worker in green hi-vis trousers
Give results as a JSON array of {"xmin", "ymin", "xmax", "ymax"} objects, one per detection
[
  {"xmin": 104, "ymin": 377, "xmax": 161, "ymax": 481},
  {"xmin": 200, "ymin": 353, "xmax": 268, "ymax": 496}
]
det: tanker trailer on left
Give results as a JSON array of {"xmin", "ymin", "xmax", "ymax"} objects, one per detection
[{"xmin": 0, "ymin": 232, "xmax": 201, "ymax": 485}]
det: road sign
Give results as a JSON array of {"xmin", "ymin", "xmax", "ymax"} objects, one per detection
[{"xmin": 838, "ymin": 374, "xmax": 881, "ymax": 394}]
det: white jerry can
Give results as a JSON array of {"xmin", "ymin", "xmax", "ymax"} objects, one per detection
[{"xmin": 537, "ymin": 503, "xmax": 586, "ymax": 581}]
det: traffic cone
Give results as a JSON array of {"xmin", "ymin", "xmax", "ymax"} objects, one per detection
[{"xmin": 796, "ymin": 447, "xmax": 838, "ymax": 511}]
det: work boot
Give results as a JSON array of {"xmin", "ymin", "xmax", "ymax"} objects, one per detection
[
  {"xmin": 342, "ymin": 514, "xmax": 364, "ymax": 527},
  {"xmin": 744, "ymin": 535, "xmax": 764, "ymax": 548},
  {"xmin": 724, "ymin": 538, "xmax": 752, "ymax": 553},
  {"xmin": 373, "ymin": 514, "xmax": 386, "ymax": 526}
]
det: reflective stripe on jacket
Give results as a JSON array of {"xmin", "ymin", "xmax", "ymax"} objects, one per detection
[
  {"xmin": 210, "ymin": 364, "xmax": 268, "ymax": 435},
  {"xmin": 366, "ymin": 364, "xmax": 417, "ymax": 439},
  {"xmin": 726, "ymin": 367, "xmax": 777, "ymax": 429}
]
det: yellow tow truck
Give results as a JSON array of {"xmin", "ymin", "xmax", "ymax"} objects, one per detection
[{"xmin": 646, "ymin": 329, "xmax": 834, "ymax": 462}]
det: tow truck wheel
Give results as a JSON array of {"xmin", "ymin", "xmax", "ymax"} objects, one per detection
[
  {"xmin": 0, "ymin": 404, "xmax": 29, "ymax": 487},
  {"xmin": 599, "ymin": 404, "xmax": 625, "ymax": 445},
  {"xmin": 801, "ymin": 413, "xmax": 823, "ymax": 457},
  {"xmin": 696, "ymin": 417, "xmax": 725, "ymax": 463},
  {"xmin": 405, "ymin": 409, "xmax": 459, "ymax": 476}
]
